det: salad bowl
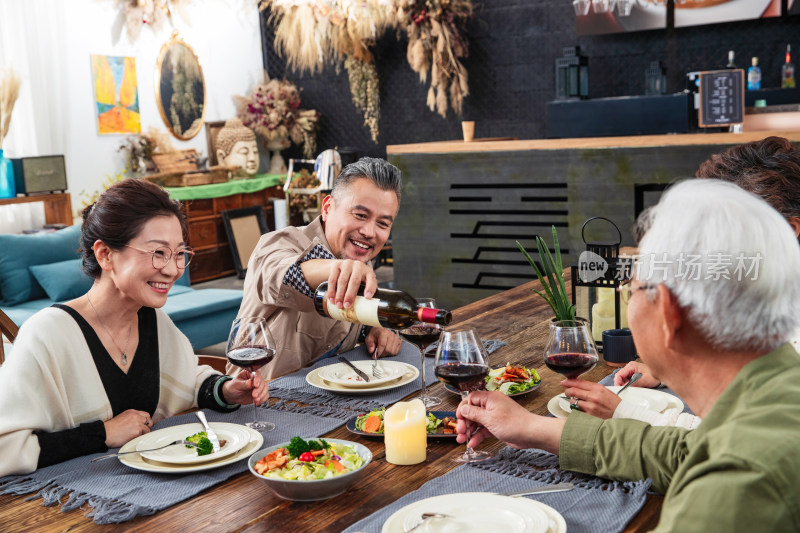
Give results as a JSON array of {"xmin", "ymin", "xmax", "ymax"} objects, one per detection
[{"xmin": 247, "ymin": 438, "xmax": 372, "ymax": 501}]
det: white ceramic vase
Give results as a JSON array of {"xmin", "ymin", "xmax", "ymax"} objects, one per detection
[{"xmin": 265, "ymin": 136, "xmax": 290, "ymax": 175}]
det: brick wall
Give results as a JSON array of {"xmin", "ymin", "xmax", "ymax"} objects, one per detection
[{"xmin": 260, "ymin": 1, "xmax": 799, "ymax": 159}]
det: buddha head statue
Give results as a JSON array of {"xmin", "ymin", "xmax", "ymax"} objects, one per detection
[{"xmin": 215, "ymin": 118, "xmax": 259, "ymax": 175}]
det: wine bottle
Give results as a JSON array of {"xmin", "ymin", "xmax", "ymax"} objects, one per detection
[
  {"xmin": 726, "ymin": 50, "xmax": 737, "ymax": 69},
  {"xmin": 747, "ymin": 57, "xmax": 761, "ymax": 91},
  {"xmin": 782, "ymin": 44, "xmax": 796, "ymax": 89},
  {"xmin": 313, "ymin": 282, "xmax": 452, "ymax": 329}
]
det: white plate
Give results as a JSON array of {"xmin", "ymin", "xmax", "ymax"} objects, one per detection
[
  {"xmin": 317, "ymin": 360, "xmax": 413, "ymax": 388},
  {"xmin": 382, "ymin": 492, "xmax": 566, "ymax": 533},
  {"xmin": 118, "ymin": 424, "xmax": 263, "ymax": 473},
  {"xmin": 548, "ymin": 386, "xmax": 683, "ymax": 419},
  {"xmin": 675, "ymin": 0, "xmax": 772, "ymax": 28},
  {"xmin": 136, "ymin": 422, "xmax": 251, "ymax": 464},
  {"xmin": 557, "ymin": 385, "xmax": 669, "ymax": 414},
  {"xmin": 306, "ymin": 362, "xmax": 419, "ymax": 395}
]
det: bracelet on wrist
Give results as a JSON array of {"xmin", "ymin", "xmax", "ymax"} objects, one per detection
[{"xmin": 213, "ymin": 375, "xmax": 239, "ymax": 409}]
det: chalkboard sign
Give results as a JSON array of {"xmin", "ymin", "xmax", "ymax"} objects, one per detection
[{"xmin": 698, "ymin": 69, "xmax": 745, "ymax": 127}]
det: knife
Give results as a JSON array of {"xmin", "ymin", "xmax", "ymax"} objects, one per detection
[
  {"xmin": 338, "ymin": 356, "xmax": 370, "ymax": 382},
  {"xmin": 499, "ymin": 482, "xmax": 574, "ymax": 497},
  {"xmin": 195, "ymin": 411, "xmax": 220, "ymax": 453}
]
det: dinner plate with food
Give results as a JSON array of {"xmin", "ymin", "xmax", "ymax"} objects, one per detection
[
  {"xmin": 346, "ymin": 408, "xmax": 458, "ymax": 439},
  {"xmin": 443, "ymin": 364, "xmax": 542, "ymax": 397}
]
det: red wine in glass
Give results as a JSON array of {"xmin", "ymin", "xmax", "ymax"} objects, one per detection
[
  {"xmin": 227, "ymin": 345, "xmax": 275, "ymax": 371},
  {"xmin": 226, "ymin": 317, "xmax": 276, "ymax": 432},
  {"xmin": 400, "ymin": 325, "xmax": 441, "ymax": 350},
  {"xmin": 435, "ymin": 362, "xmax": 489, "ymax": 392},
  {"xmin": 544, "ymin": 353, "xmax": 597, "ymax": 379}
]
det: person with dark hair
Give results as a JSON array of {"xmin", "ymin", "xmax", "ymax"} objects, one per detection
[
  {"xmin": 234, "ymin": 157, "xmax": 403, "ymax": 379},
  {"xmin": 0, "ymin": 178, "xmax": 267, "ymax": 477},
  {"xmin": 695, "ymin": 135, "xmax": 800, "ymax": 236}
]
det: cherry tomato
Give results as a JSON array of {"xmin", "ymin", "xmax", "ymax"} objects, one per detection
[{"xmin": 298, "ymin": 452, "xmax": 315, "ymax": 462}]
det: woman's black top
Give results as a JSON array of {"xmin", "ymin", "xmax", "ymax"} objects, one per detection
[{"xmin": 35, "ymin": 305, "xmax": 232, "ymax": 468}]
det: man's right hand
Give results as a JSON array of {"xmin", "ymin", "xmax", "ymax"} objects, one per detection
[
  {"xmin": 614, "ymin": 360, "xmax": 661, "ymax": 388},
  {"xmin": 326, "ymin": 259, "xmax": 378, "ymax": 309}
]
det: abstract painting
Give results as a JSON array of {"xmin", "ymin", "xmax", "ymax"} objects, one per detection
[{"xmin": 91, "ymin": 55, "xmax": 141, "ymax": 135}]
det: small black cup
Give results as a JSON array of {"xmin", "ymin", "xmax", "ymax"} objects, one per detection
[{"xmin": 602, "ymin": 328, "xmax": 637, "ymax": 367}]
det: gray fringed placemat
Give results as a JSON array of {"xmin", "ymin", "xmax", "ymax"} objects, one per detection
[
  {"xmin": 343, "ymin": 447, "xmax": 651, "ymax": 533},
  {"xmin": 0, "ymin": 404, "xmax": 351, "ymax": 524},
  {"xmin": 268, "ymin": 339, "xmax": 508, "ymax": 411}
]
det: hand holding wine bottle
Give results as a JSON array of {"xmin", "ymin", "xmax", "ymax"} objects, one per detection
[{"xmin": 314, "ymin": 282, "xmax": 452, "ymax": 329}]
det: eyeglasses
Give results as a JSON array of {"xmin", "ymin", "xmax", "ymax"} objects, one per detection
[
  {"xmin": 616, "ymin": 281, "xmax": 657, "ymax": 304},
  {"xmin": 124, "ymin": 245, "xmax": 194, "ymax": 270}
]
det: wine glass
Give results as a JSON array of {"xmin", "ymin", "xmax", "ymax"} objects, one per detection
[
  {"xmin": 226, "ymin": 317, "xmax": 276, "ymax": 432},
  {"xmin": 397, "ymin": 298, "xmax": 443, "ymax": 408},
  {"xmin": 543, "ymin": 319, "xmax": 599, "ymax": 409},
  {"xmin": 434, "ymin": 328, "xmax": 492, "ymax": 463}
]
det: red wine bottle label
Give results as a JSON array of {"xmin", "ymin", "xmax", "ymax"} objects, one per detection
[
  {"xmin": 324, "ymin": 297, "xmax": 381, "ymax": 327},
  {"xmin": 417, "ymin": 307, "xmax": 438, "ymax": 323}
]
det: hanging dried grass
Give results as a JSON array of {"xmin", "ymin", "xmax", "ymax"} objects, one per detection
[
  {"xmin": 397, "ymin": 0, "xmax": 473, "ymax": 118},
  {"xmin": 111, "ymin": 0, "xmax": 193, "ymax": 43},
  {"xmin": 0, "ymin": 67, "xmax": 21, "ymax": 150},
  {"xmin": 345, "ymin": 55, "xmax": 380, "ymax": 143}
]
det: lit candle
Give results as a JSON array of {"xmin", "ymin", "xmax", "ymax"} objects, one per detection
[{"xmin": 384, "ymin": 399, "xmax": 427, "ymax": 465}]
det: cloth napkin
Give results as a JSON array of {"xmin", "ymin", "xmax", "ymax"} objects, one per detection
[
  {"xmin": 343, "ymin": 446, "xmax": 651, "ymax": 533},
  {"xmin": 268, "ymin": 339, "xmax": 508, "ymax": 411},
  {"xmin": 0, "ymin": 404, "xmax": 350, "ymax": 524}
]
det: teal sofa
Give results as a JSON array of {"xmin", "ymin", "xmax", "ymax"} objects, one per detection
[{"xmin": 0, "ymin": 225, "xmax": 242, "ymax": 349}]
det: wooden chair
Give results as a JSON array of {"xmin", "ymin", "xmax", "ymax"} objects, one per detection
[
  {"xmin": 197, "ymin": 354, "xmax": 229, "ymax": 374},
  {"xmin": 0, "ymin": 309, "xmax": 19, "ymax": 366}
]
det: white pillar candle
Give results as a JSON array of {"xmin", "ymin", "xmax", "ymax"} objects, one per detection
[{"xmin": 384, "ymin": 399, "xmax": 427, "ymax": 465}]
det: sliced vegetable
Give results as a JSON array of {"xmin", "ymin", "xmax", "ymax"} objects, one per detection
[{"xmin": 362, "ymin": 415, "xmax": 382, "ymax": 433}]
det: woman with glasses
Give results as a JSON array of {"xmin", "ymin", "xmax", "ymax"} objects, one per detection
[{"xmin": 0, "ymin": 178, "xmax": 267, "ymax": 476}]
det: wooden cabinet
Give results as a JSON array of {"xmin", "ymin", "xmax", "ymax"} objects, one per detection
[
  {"xmin": 0, "ymin": 193, "xmax": 73, "ymax": 228},
  {"xmin": 183, "ymin": 186, "xmax": 284, "ymax": 283}
]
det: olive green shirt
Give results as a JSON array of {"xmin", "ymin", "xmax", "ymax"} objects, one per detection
[{"xmin": 560, "ymin": 343, "xmax": 800, "ymax": 532}]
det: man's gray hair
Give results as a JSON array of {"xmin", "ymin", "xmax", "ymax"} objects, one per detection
[
  {"xmin": 635, "ymin": 179, "xmax": 800, "ymax": 352},
  {"xmin": 332, "ymin": 157, "xmax": 403, "ymax": 202}
]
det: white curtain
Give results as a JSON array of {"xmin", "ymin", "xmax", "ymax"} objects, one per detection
[{"xmin": 0, "ymin": 0, "xmax": 68, "ymax": 158}]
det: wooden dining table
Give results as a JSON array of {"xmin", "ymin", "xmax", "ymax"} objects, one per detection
[{"xmin": 0, "ymin": 275, "xmax": 663, "ymax": 532}]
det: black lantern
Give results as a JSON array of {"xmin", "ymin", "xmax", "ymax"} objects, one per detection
[
  {"xmin": 555, "ymin": 46, "xmax": 589, "ymax": 100},
  {"xmin": 570, "ymin": 217, "xmax": 631, "ymax": 352}
]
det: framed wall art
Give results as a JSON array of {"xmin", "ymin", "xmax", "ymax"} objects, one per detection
[{"xmin": 154, "ymin": 31, "xmax": 206, "ymax": 140}]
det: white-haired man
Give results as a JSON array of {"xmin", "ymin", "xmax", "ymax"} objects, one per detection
[{"xmin": 456, "ymin": 179, "xmax": 800, "ymax": 532}]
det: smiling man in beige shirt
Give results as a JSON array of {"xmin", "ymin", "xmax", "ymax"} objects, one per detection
[{"xmin": 232, "ymin": 158, "xmax": 403, "ymax": 379}]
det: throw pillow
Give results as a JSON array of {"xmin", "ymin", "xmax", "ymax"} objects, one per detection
[
  {"xmin": 0, "ymin": 225, "xmax": 82, "ymax": 305},
  {"xmin": 29, "ymin": 259, "xmax": 93, "ymax": 302}
]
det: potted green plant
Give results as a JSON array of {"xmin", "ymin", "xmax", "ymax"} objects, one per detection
[{"xmin": 516, "ymin": 226, "xmax": 576, "ymax": 321}]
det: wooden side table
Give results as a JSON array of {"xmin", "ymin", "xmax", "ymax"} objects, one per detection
[{"xmin": 0, "ymin": 193, "xmax": 73, "ymax": 228}]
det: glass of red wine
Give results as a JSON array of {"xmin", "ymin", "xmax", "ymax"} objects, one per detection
[
  {"xmin": 543, "ymin": 319, "xmax": 599, "ymax": 409},
  {"xmin": 434, "ymin": 328, "xmax": 492, "ymax": 463},
  {"xmin": 398, "ymin": 298, "xmax": 443, "ymax": 409},
  {"xmin": 226, "ymin": 317, "xmax": 276, "ymax": 432}
]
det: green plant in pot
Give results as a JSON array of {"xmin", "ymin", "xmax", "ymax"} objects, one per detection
[{"xmin": 516, "ymin": 226, "xmax": 576, "ymax": 321}]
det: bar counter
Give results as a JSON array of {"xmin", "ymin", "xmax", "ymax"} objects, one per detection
[{"xmin": 387, "ymin": 131, "xmax": 800, "ymax": 309}]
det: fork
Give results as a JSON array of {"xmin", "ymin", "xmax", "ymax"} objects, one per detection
[
  {"xmin": 616, "ymin": 372, "xmax": 643, "ymax": 396},
  {"xmin": 404, "ymin": 512, "xmax": 453, "ymax": 532},
  {"xmin": 371, "ymin": 345, "xmax": 383, "ymax": 379},
  {"xmin": 91, "ymin": 440, "xmax": 199, "ymax": 462}
]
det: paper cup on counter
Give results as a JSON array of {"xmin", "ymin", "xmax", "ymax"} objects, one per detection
[{"xmin": 461, "ymin": 121, "xmax": 475, "ymax": 142}]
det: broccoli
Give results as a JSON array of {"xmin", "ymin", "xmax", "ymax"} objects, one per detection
[
  {"xmin": 186, "ymin": 432, "xmax": 214, "ymax": 456},
  {"xmin": 286, "ymin": 437, "xmax": 331, "ymax": 457}
]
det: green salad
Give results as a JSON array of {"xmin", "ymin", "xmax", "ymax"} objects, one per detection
[
  {"xmin": 253, "ymin": 437, "xmax": 364, "ymax": 480},
  {"xmin": 484, "ymin": 364, "xmax": 541, "ymax": 395},
  {"xmin": 354, "ymin": 408, "xmax": 456, "ymax": 434}
]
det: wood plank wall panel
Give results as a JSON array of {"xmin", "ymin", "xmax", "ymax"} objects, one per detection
[{"xmin": 389, "ymin": 143, "xmax": 739, "ymax": 309}]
